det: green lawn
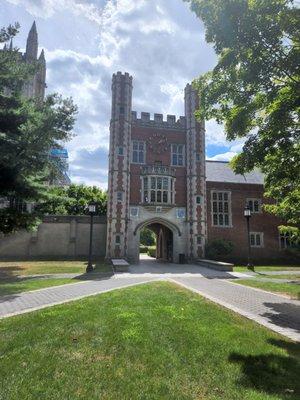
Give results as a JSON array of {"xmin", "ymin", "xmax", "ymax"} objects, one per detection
[
  {"xmin": 0, "ymin": 260, "xmax": 112, "ymax": 278},
  {"xmin": 255, "ymin": 274, "xmax": 300, "ymax": 280},
  {"xmin": 0, "ymin": 277, "xmax": 81, "ymax": 297},
  {"xmin": 234, "ymin": 265, "xmax": 300, "ymax": 272},
  {"xmin": 233, "ymin": 279, "xmax": 300, "ymax": 300},
  {"xmin": 0, "ymin": 282, "xmax": 299, "ymax": 400}
]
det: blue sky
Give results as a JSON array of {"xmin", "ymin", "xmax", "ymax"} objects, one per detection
[{"xmin": 1, "ymin": 0, "xmax": 245, "ymax": 187}]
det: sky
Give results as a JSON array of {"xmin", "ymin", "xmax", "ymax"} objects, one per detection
[{"xmin": 1, "ymin": 0, "xmax": 245, "ymax": 188}]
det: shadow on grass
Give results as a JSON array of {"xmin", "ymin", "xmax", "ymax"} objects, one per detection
[
  {"xmin": 74, "ymin": 261, "xmax": 114, "ymax": 281},
  {"xmin": 229, "ymin": 339, "xmax": 300, "ymax": 399}
]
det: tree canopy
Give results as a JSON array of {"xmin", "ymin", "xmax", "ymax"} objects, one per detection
[
  {"xmin": 36, "ymin": 184, "xmax": 107, "ymax": 216},
  {"xmin": 186, "ymin": 0, "xmax": 300, "ymax": 233},
  {"xmin": 0, "ymin": 23, "xmax": 78, "ymax": 234}
]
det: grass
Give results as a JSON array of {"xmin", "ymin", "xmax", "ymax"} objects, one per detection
[
  {"xmin": 234, "ymin": 265, "xmax": 300, "ymax": 272},
  {"xmin": 0, "ymin": 281, "xmax": 299, "ymax": 400},
  {"xmin": 0, "ymin": 260, "xmax": 112, "ymax": 278},
  {"xmin": 0, "ymin": 277, "xmax": 81, "ymax": 297},
  {"xmin": 233, "ymin": 279, "xmax": 300, "ymax": 300},
  {"xmin": 255, "ymin": 274, "xmax": 300, "ymax": 280}
]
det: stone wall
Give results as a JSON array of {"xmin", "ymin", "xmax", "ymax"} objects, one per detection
[{"xmin": 0, "ymin": 216, "xmax": 107, "ymax": 260}]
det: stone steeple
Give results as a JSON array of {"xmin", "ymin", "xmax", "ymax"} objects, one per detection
[{"xmin": 25, "ymin": 21, "xmax": 38, "ymax": 60}]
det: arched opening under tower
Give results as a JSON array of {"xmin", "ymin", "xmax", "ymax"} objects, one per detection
[{"xmin": 138, "ymin": 222, "xmax": 173, "ymax": 262}]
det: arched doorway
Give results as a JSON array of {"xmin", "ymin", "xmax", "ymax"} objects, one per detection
[{"xmin": 135, "ymin": 218, "xmax": 180, "ymax": 263}]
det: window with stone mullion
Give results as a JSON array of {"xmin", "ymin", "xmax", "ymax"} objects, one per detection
[
  {"xmin": 212, "ymin": 191, "xmax": 231, "ymax": 227},
  {"xmin": 143, "ymin": 176, "xmax": 173, "ymax": 204},
  {"xmin": 171, "ymin": 144, "xmax": 184, "ymax": 166}
]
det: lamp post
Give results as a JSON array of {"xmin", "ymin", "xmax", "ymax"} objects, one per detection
[
  {"xmin": 86, "ymin": 203, "xmax": 96, "ymax": 273},
  {"xmin": 244, "ymin": 205, "xmax": 254, "ymax": 271}
]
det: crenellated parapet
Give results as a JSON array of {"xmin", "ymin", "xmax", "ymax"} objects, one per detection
[{"xmin": 131, "ymin": 111, "xmax": 186, "ymax": 131}]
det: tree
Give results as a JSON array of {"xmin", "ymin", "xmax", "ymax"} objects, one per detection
[
  {"xmin": 186, "ymin": 0, "xmax": 300, "ymax": 231},
  {"xmin": 0, "ymin": 24, "xmax": 78, "ymax": 234},
  {"xmin": 140, "ymin": 228, "xmax": 156, "ymax": 246},
  {"xmin": 36, "ymin": 184, "xmax": 107, "ymax": 216}
]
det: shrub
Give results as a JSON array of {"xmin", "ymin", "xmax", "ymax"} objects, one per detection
[
  {"xmin": 205, "ymin": 239, "xmax": 234, "ymax": 260},
  {"xmin": 147, "ymin": 248, "xmax": 156, "ymax": 258},
  {"xmin": 139, "ymin": 245, "xmax": 149, "ymax": 253}
]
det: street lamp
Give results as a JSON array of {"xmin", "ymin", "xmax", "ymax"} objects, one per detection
[
  {"xmin": 244, "ymin": 205, "xmax": 254, "ymax": 271},
  {"xmin": 86, "ymin": 202, "xmax": 97, "ymax": 273}
]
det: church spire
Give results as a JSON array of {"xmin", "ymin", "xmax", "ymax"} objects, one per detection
[
  {"xmin": 9, "ymin": 39, "xmax": 13, "ymax": 51},
  {"xmin": 38, "ymin": 49, "xmax": 45, "ymax": 63},
  {"xmin": 25, "ymin": 21, "xmax": 38, "ymax": 61}
]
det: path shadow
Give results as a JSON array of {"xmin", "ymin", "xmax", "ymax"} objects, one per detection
[
  {"xmin": 70, "ymin": 261, "xmax": 114, "ymax": 281},
  {"xmin": 261, "ymin": 302, "xmax": 300, "ymax": 333},
  {"xmin": 228, "ymin": 347, "xmax": 300, "ymax": 399}
]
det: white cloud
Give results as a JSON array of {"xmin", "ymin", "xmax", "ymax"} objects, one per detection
[
  {"xmin": 7, "ymin": 0, "xmax": 104, "ymax": 22},
  {"xmin": 3, "ymin": 0, "xmax": 220, "ymax": 187}
]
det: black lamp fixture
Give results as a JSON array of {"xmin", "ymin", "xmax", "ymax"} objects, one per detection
[
  {"xmin": 86, "ymin": 202, "xmax": 97, "ymax": 273},
  {"xmin": 244, "ymin": 205, "xmax": 254, "ymax": 271}
]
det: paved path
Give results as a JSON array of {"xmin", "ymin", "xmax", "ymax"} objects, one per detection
[
  {"xmin": 170, "ymin": 276, "xmax": 300, "ymax": 342},
  {"xmin": 0, "ymin": 276, "xmax": 158, "ymax": 319},
  {"xmin": 0, "ymin": 256, "xmax": 299, "ymax": 341}
]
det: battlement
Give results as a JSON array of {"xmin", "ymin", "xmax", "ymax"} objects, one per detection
[{"xmin": 131, "ymin": 111, "xmax": 186, "ymax": 130}]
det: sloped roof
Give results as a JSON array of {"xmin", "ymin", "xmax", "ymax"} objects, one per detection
[{"xmin": 206, "ymin": 160, "xmax": 264, "ymax": 184}]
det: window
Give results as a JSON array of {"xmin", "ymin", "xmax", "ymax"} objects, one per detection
[
  {"xmin": 279, "ymin": 232, "xmax": 294, "ymax": 249},
  {"xmin": 117, "ymin": 192, "xmax": 123, "ymax": 202},
  {"xmin": 196, "ymin": 195, "xmax": 202, "ymax": 205},
  {"xmin": 176, "ymin": 208, "xmax": 186, "ymax": 219},
  {"xmin": 247, "ymin": 198, "xmax": 262, "ymax": 213},
  {"xmin": 142, "ymin": 176, "xmax": 174, "ymax": 204},
  {"xmin": 196, "ymin": 153, "xmax": 201, "ymax": 162},
  {"xmin": 9, "ymin": 196, "xmax": 27, "ymax": 213},
  {"xmin": 197, "ymin": 236, "xmax": 202, "ymax": 245},
  {"xmin": 156, "ymin": 206, "xmax": 162, "ymax": 213},
  {"xmin": 211, "ymin": 191, "xmax": 231, "ymax": 227},
  {"xmin": 119, "ymin": 106, "xmax": 125, "ymax": 114},
  {"xmin": 130, "ymin": 207, "xmax": 139, "ymax": 217},
  {"xmin": 171, "ymin": 144, "xmax": 184, "ymax": 166},
  {"xmin": 115, "ymin": 235, "xmax": 121, "ymax": 245},
  {"xmin": 250, "ymin": 232, "xmax": 264, "ymax": 247},
  {"xmin": 132, "ymin": 141, "xmax": 145, "ymax": 164},
  {"xmin": 118, "ymin": 146, "xmax": 124, "ymax": 155}
]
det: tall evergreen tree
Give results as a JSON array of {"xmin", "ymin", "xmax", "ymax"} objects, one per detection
[
  {"xmin": 0, "ymin": 24, "xmax": 78, "ymax": 234},
  {"xmin": 185, "ymin": 0, "xmax": 300, "ymax": 236}
]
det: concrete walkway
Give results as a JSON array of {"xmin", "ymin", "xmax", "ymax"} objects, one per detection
[
  {"xmin": 0, "ymin": 276, "xmax": 158, "ymax": 319},
  {"xmin": 0, "ymin": 256, "xmax": 299, "ymax": 341},
  {"xmin": 170, "ymin": 276, "xmax": 300, "ymax": 342}
]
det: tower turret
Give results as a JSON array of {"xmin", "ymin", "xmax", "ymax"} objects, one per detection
[
  {"xmin": 35, "ymin": 49, "xmax": 46, "ymax": 100},
  {"xmin": 185, "ymin": 83, "xmax": 207, "ymax": 259},
  {"xmin": 25, "ymin": 21, "xmax": 38, "ymax": 61},
  {"xmin": 106, "ymin": 72, "xmax": 133, "ymax": 259}
]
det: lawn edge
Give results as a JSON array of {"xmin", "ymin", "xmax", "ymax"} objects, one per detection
[
  {"xmin": 0, "ymin": 278, "xmax": 161, "ymax": 320},
  {"xmin": 229, "ymin": 279, "xmax": 297, "ymax": 300},
  {"xmin": 168, "ymin": 278, "xmax": 299, "ymax": 342}
]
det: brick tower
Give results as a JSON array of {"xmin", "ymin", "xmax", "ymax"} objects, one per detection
[
  {"xmin": 106, "ymin": 72, "xmax": 133, "ymax": 259},
  {"xmin": 185, "ymin": 84, "xmax": 206, "ymax": 259},
  {"xmin": 106, "ymin": 72, "xmax": 206, "ymax": 263}
]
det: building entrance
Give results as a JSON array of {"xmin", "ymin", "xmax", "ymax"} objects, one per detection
[{"xmin": 140, "ymin": 223, "xmax": 173, "ymax": 262}]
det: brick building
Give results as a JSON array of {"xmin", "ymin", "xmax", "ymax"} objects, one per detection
[{"xmin": 106, "ymin": 72, "xmax": 285, "ymax": 263}]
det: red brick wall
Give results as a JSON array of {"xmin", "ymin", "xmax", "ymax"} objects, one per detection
[
  {"xmin": 206, "ymin": 181, "xmax": 282, "ymax": 262},
  {"xmin": 130, "ymin": 125, "xmax": 187, "ymax": 206}
]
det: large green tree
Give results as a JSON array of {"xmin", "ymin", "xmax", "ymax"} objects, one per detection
[
  {"xmin": 0, "ymin": 24, "xmax": 77, "ymax": 234},
  {"xmin": 36, "ymin": 184, "xmax": 107, "ymax": 216},
  {"xmin": 186, "ymin": 0, "xmax": 300, "ymax": 234}
]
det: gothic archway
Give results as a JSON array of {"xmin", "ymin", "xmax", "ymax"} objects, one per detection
[{"xmin": 136, "ymin": 218, "xmax": 179, "ymax": 263}]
